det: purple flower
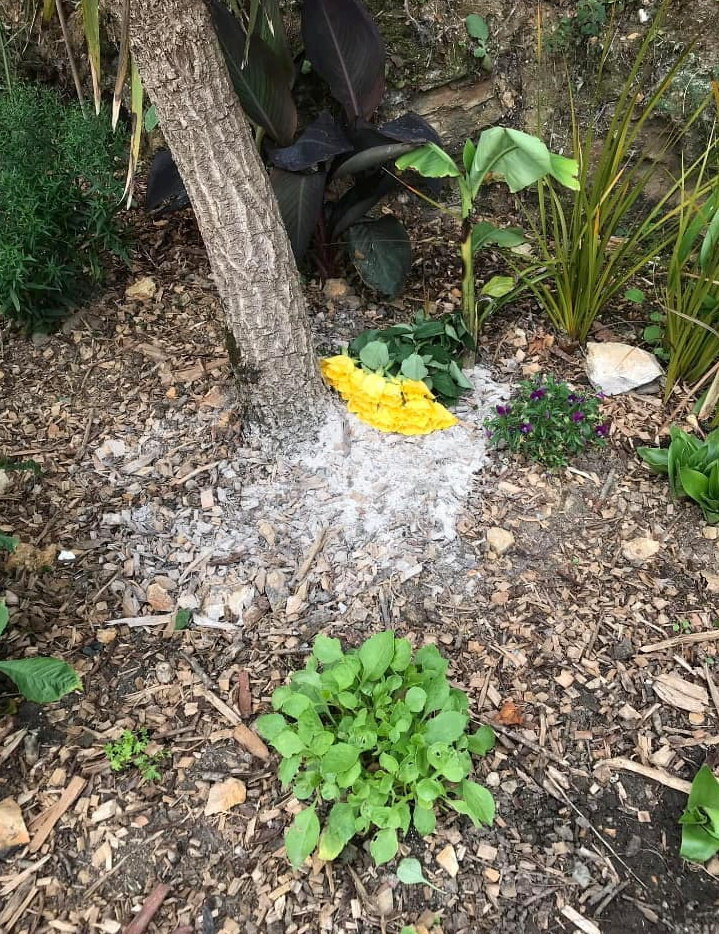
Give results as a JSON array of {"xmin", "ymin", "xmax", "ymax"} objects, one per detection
[
  {"xmin": 595, "ymin": 423, "xmax": 610, "ymax": 437},
  {"xmin": 485, "ymin": 428, "xmax": 494, "ymax": 439},
  {"xmin": 520, "ymin": 422, "xmax": 534, "ymax": 434},
  {"xmin": 567, "ymin": 392, "xmax": 584, "ymax": 404},
  {"xmin": 496, "ymin": 404, "xmax": 512, "ymax": 416},
  {"xmin": 595, "ymin": 392, "xmax": 607, "ymax": 400},
  {"xmin": 571, "ymin": 411, "xmax": 585, "ymax": 422},
  {"xmin": 530, "ymin": 388, "xmax": 546, "ymax": 400}
]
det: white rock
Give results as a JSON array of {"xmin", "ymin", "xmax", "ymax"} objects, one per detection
[
  {"xmin": 0, "ymin": 470, "xmax": 11, "ymax": 496},
  {"xmin": 622, "ymin": 537, "xmax": 661, "ymax": 564},
  {"xmin": 586, "ymin": 342, "xmax": 663, "ymax": 396},
  {"xmin": 486, "ymin": 527, "xmax": 515, "ymax": 556}
]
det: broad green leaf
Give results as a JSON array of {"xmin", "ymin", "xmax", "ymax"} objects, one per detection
[
  {"xmin": 380, "ymin": 752, "xmax": 399, "ymax": 773},
  {"xmin": 643, "ymin": 325, "xmax": 663, "ymax": 342},
  {"xmin": 313, "ymin": 634, "xmax": 344, "ymax": 664},
  {"xmin": 468, "ymin": 725, "xmax": 496, "ymax": 756},
  {"xmin": 359, "ymin": 630, "xmax": 396, "ymax": 681},
  {"xmin": 462, "ymin": 139, "xmax": 476, "ymax": 174},
  {"xmin": 337, "ymin": 691, "xmax": 359, "ymax": 708},
  {"xmin": 0, "ymin": 657, "xmax": 81, "ymax": 704},
  {"xmin": 471, "ymin": 221, "xmax": 525, "ymax": 253},
  {"xmin": 321, "ymin": 742, "xmax": 360, "ymax": 775},
  {"xmin": 625, "ymin": 287, "xmax": 646, "ymax": 303},
  {"xmin": 459, "ymin": 780, "xmax": 495, "ymax": 827},
  {"xmin": 680, "ymin": 467, "xmax": 710, "ymax": 503},
  {"xmin": 0, "ymin": 600, "xmax": 8, "ymax": 638},
  {"xmin": 278, "ymin": 755, "xmax": 302, "ymax": 786},
  {"xmin": 471, "ymin": 127, "xmax": 577, "ymax": 195},
  {"xmin": 413, "ymin": 804, "xmax": 436, "ymax": 835},
  {"xmin": 281, "ymin": 693, "xmax": 312, "ymax": 718},
  {"xmin": 448, "ymin": 361, "xmax": 473, "ymax": 390},
  {"xmin": 255, "ymin": 713, "xmax": 288, "ymax": 740},
  {"xmin": 415, "ymin": 777, "xmax": 444, "ymax": 804},
  {"xmin": 680, "ymin": 823, "xmax": 719, "ymax": 862},
  {"xmin": 273, "ymin": 729, "xmax": 305, "ymax": 757},
  {"xmin": 0, "ymin": 533, "xmax": 18, "ymax": 552},
  {"xmin": 337, "ymin": 761, "xmax": 362, "ymax": 788},
  {"xmin": 293, "ymin": 770, "xmax": 321, "ymax": 799},
  {"xmin": 401, "ymin": 353, "xmax": 429, "ymax": 381},
  {"xmin": 370, "ymin": 827, "xmax": 398, "ymax": 865},
  {"xmin": 687, "ymin": 765, "xmax": 719, "ymax": 812},
  {"xmin": 395, "ymin": 143, "xmax": 460, "ymax": 178},
  {"xmin": 318, "ymin": 803, "xmax": 357, "ymax": 860},
  {"xmin": 415, "ymin": 643, "xmax": 447, "ymax": 673},
  {"xmin": 481, "ymin": 275, "xmax": 515, "ymax": 299},
  {"xmin": 465, "ymin": 13, "xmax": 489, "ymax": 40},
  {"xmin": 309, "ymin": 731, "xmax": 335, "ymax": 757},
  {"xmin": 405, "ymin": 686, "xmax": 427, "ymax": 713},
  {"xmin": 391, "ymin": 638, "xmax": 413, "ymax": 671},
  {"xmin": 359, "ymin": 340, "xmax": 390, "ymax": 371},
  {"xmin": 549, "ymin": 152, "xmax": 580, "ymax": 190},
  {"xmin": 330, "ymin": 661, "xmax": 358, "ymax": 691},
  {"xmin": 397, "ymin": 857, "xmax": 428, "ymax": 885},
  {"xmin": 144, "ymin": 104, "xmax": 159, "ymax": 133},
  {"xmin": 637, "ymin": 446, "xmax": 670, "ymax": 474},
  {"xmin": 285, "ymin": 806, "xmax": 320, "ymax": 868},
  {"xmin": 424, "ymin": 710, "xmax": 468, "ymax": 745}
]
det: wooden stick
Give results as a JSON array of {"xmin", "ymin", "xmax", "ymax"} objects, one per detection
[
  {"xmin": 28, "ymin": 776, "xmax": 86, "ymax": 853},
  {"xmin": 123, "ymin": 883, "xmax": 171, "ymax": 934},
  {"xmin": 638, "ymin": 630, "xmax": 719, "ymax": 654},
  {"xmin": 560, "ymin": 905, "xmax": 601, "ymax": 934},
  {"xmin": 598, "ymin": 757, "xmax": 691, "ymax": 794}
]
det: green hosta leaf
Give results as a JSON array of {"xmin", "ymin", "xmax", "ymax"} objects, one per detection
[
  {"xmin": 313, "ymin": 634, "xmax": 344, "ymax": 664},
  {"xmin": 637, "ymin": 446, "xmax": 670, "ymax": 474},
  {"xmin": 359, "ymin": 630, "xmax": 396, "ymax": 681},
  {"xmin": 468, "ymin": 725, "xmax": 496, "ymax": 756},
  {"xmin": 680, "ymin": 821, "xmax": 719, "ymax": 862},
  {"xmin": 285, "ymin": 806, "xmax": 320, "ymax": 868},
  {"xmin": 424, "ymin": 710, "xmax": 468, "ymax": 745},
  {"xmin": 465, "ymin": 13, "xmax": 489, "ymax": 39},
  {"xmin": 0, "ymin": 657, "xmax": 81, "ymax": 704},
  {"xmin": 370, "ymin": 827, "xmax": 398, "ymax": 865},
  {"xmin": 401, "ymin": 353, "xmax": 429, "ymax": 381},
  {"xmin": 255, "ymin": 713, "xmax": 288, "ymax": 740},
  {"xmin": 413, "ymin": 804, "xmax": 436, "ymax": 836},
  {"xmin": 321, "ymin": 742, "xmax": 360, "ymax": 775},
  {"xmin": 0, "ymin": 600, "xmax": 8, "ymax": 638},
  {"xmin": 273, "ymin": 729, "xmax": 305, "ymax": 757},
  {"xmin": 480, "ymin": 275, "xmax": 515, "ymax": 299},
  {"xmin": 395, "ymin": 143, "xmax": 460, "ymax": 178},
  {"xmin": 680, "ymin": 467, "xmax": 710, "ymax": 503},
  {"xmin": 318, "ymin": 802, "xmax": 358, "ymax": 860},
  {"xmin": 405, "ymin": 686, "xmax": 427, "ymax": 713},
  {"xmin": 359, "ymin": 340, "xmax": 390, "ymax": 371},
  {"xmin": 680, "ymin": 766, "xmax": 719, "ymax": 862}
]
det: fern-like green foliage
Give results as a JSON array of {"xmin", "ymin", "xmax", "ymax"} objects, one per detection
[{"xmin": 0, "ymin": 82, "xmax": 129, "ymax": 331}]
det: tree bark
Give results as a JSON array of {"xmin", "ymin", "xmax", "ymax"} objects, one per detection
[{"xmin": 126, "ymin": 0, "xmax": 325, "ymax": 438}]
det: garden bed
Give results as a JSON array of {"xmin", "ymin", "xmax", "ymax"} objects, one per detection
[{"xmin": 1, "ymin": 203, "xmax": 718, "ymax": 934}]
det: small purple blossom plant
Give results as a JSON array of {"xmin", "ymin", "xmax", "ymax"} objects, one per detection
[{"xmin": 485, "ymin": 374, "xmax": 609, "ymax": 468}]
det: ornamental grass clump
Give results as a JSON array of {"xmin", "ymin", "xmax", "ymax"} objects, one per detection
[
  {"xmin": 485, "ymin": 374, "xmax": 608, "ymax": 468},
  {"xmin": 256, "ymin": 631, "xmax": 496, "ymax": 869},
  {"xmin": 320, "ymin": 355, "xmax": 458, "ymax": 435}
]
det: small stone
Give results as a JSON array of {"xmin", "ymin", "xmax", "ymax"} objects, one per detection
[
  {"xmin": 125, "ymin": 276, "xmax": 157, "ymax": 301},
  {"xmin": 613, "ymin": 637, "xmax": 634, "ymax": 660},
  {"xmin": 265, "ymin": 569, "xmax": 289, "ymax": 612},
  {"xmin": 146, "ymin": 582, "xmax": 175, "ymax": 612},
  {"xmin": 0, "ymin": 470, "xmax": 10, "ymax": 495},
  {"xmin": 586, "ymin": 341, "xmax": 663, "ymax": 396},
  {"xmin": 702, "ymin": 527, "xmax": 719, "ymax": 541},
  {"xmin": 437, "ymin": 843, "xmax": 459, "ymax": 877},
  {"xmin": 156, "ymin": 661, "xmax": 173, "ymax": 684},
  {"xmin": 323, "ymin": 278, "xmax": 352, "ymax": 299},
  {"xmin": 622, "ymin": 537, "xmax": 661, "ymax": 565},
  {"xmin": 486, "ymin": 527, "xmax": 515, "ymax": 556},
  {"xmin": 374, "ymin": 884, "xmax": 393, "ymax": 916},
  {"xmin": 572, "ymin": 861, "xmax": 593, "ymax": 888}
]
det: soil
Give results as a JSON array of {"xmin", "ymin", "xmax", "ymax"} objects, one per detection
[{"xmin": 2, "ymin": 193, "xmax": 719, "ymax": 934}]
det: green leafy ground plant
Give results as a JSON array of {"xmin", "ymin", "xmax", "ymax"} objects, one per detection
[
  {"xmin": 680, "ymin": 765, "xmax": 719, "ymax": 862},
  {"xmin": 638, "ymin": 426, "xmax": 719, "ymax": 523},
  {"xmin": 256, "ymin": 631, "xmax": 496, "ymax": 869},
  {"xmin": 395, "ymin": 128, "xmax": 578, "ymax": 343},
  {"xmin": 485, "ymin": 374, "xmax": 608, "ymax": 468},
  {"xmin": 0, "ymin": 535, "xmax": 81, "ymax": 704},
  {"xmin": 348, "ymin": 311, "xmax": 474, "ymax": 406},
  {"xmin": 104, "ymin": 729, "xmax": 169, "ymax": 781}
]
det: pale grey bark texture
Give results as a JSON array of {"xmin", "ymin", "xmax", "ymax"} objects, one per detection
[{"xmin": 127, "ymin": 0, "xmax": 325, "ymax": 437}]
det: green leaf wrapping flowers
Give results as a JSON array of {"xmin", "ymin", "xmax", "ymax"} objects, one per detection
[{"xmin": 257, "ymin": 631, "xmax": 496, "ymax": 868}]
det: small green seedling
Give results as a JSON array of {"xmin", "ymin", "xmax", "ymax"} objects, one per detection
[
  {"xmin": 672, "ymin": 619, "xmax": 693, "ymax": 634},
  {"xmin": 680, "ymin": 765, "xmax": 719, "ymax": 862},
  {"xmin": 465, "ymin": 14, "xmax": 492, "ymax": 71},
  {"xmin": 256, "ymin": 631, "xmax": 496, "ymax": 869},
  {"xmin": 104, "ymin": 729, "xmax": 169, "ymax": 781}
]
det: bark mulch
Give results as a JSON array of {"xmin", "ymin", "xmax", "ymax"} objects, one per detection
[{"xmin": 1, "ymin": 205, "xmax": 719, "ymax": 934}]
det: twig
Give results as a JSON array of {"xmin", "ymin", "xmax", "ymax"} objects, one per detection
[
  {"xmin": 169, "ymin": 460, "xmax": 223, "ymax": 487},
  {"xmin": 560, "ymin": 905, "xmax": 601, "ymax": 934},
  {"xmin": 123, "ymin": 882, "xmax": 171, "ymax": 934},
  {"xmin": 105, "ymin": 614, "xmax": 174, "ymax": 628},
  {"xmin": 294, "ymin": 526, "xmax": 328, "ymax": 585},
  {"xmin": 0, "ymin": 729, "xmax": 28, "ymax": 766},
  {"xmin": 196, "ymin": 685, "xmax": 242, "ymax": 727},
  {"xmin": 54, "ymin": 0, "xmax": 85, "ymax": 113},
  {"xmin": 545, "ymin": 774, "xmax": 646, "ymax": 889},
  {"xmin": 638, "ymin": 630, "xmax": 719, "ymax": 653},
  {"xmin": 73, "ymin": 407, "xmax": 96, "ymax": 464},
  {"xmin": 704, "ymin": 663, "xmax": 719, "ymax": 720},
  {"xmin": 0, "ymin": 856, "xmax": 51, "ymax": 898},
  {"xmin": 597, "ymin": 757, "xmax": 691, "ymax": 794},
  {"xmin": 28, "ymin": 776, "xmax": 86, "ymax": 854},
  {"xmin": 179, "ymin": 651, "xmax": 214, "ymax": 691}
]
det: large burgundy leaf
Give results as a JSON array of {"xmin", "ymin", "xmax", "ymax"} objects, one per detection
[
  {"xmin": 271, "ymin": 169, "xmax": 327, "ymax": 259},
  {"xmin": 378, "ymin": 113, "xmax": 442, "ymax": 146},
  {"xmin": 332, "ymin": 143, "xmax": 414, "ymax": 179},
  {"xmin": 327, "ymin": 171, "xmax": 398, "ymax": 239},
  {"xmin": 208, "ymin": 0, "xmax": 297, "ymax": 145},
  {"xmin": 269, "ymin": 112, "xmax": 354, "ymax": 171},
  {"xmin": 345, "ymin": 216, "xmax": 411, "ymax": 298},
  {"xmin": 302, "ymin": 0, "xmax": 386, "ymax": 121},
  {"xmin": 145, "ymin": 149, "xmax": 190, "ymax": 213}
]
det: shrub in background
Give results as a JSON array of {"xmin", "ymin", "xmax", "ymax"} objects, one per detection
[{"xmin": 0, "ymin": 81, "xmax": 128, "ymax": 331}]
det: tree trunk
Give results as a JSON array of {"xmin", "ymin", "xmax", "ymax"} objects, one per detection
[{"xmin": 127, "ymin": 0, "xmax": 325, "ymax": 438}]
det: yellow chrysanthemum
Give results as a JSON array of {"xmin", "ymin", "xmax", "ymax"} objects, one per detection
[{"xmin": 320, "ymin": 355, "xmax": 458, "ymax": 435}]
